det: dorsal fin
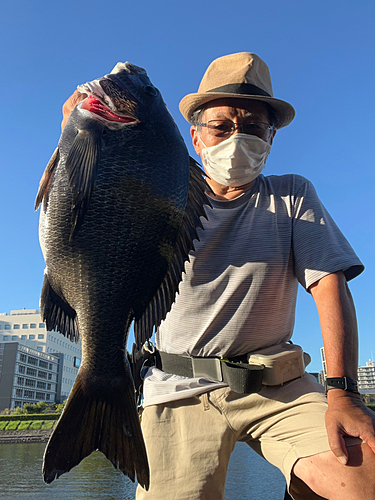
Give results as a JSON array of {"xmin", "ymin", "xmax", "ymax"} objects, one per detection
[{"xmin": 134, "ymin": 157, "xmax": 212, "ymax": 346}]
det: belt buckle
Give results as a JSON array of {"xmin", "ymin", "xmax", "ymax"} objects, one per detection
[{"xmin": 192, "ymin": 357, "xmax": 223, "ymax": 381}]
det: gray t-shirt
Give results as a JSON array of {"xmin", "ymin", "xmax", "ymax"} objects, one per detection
[{"xmin": 143, "ymin": 174, "xmax": 363, "ymax": 406}]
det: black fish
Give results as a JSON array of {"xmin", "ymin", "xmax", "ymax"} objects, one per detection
[{"xmin": 35, "ymin": 62, "xmax": 210, "ymax": 488}]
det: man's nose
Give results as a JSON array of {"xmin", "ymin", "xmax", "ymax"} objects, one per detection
[{"xmin": 232, "ymin": 123, "xmax": 243, "ymax": 135}]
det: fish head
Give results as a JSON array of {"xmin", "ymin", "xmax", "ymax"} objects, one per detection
[{"xmin": 77, "ymin": 62, "xmax": 166, "ymax": 129}]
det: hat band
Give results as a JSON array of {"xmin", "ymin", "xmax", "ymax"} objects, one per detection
[{"xmin": 207, "ymin": 83, "xmax": 271, "ymax": 98}]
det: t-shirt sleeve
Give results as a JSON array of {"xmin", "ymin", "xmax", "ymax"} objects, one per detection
[{"xmin": 292, "ymin": 178, "xmax": 364, "ymax": 291}]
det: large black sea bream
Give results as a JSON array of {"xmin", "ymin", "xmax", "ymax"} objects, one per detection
[{"xmin": 35, "ymin": 62, "xmax": 209, "ymax": 489}]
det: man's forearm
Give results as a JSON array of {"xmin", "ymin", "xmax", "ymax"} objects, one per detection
[{"xmin": 310, "ymin": 271, "xmax": 358, "ymax": 380}]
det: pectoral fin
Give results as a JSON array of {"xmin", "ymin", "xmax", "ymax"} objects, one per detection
[
  {"xmin": 65, "ymin": 124, "xmax": 103, "ymax": 239},
  {"xmin": 35, "ymin": 147, "xmax": 60, "ymax": 211},
  {"xmin": 40, "ymin": 275, "xmax": 79, "ymax": 342}
]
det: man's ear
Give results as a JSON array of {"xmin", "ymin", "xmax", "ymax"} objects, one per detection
[
  {"xmin": 191, "ymin": 126, "xmax": 202, "ymax": 155},
  {"xmin": 269, "ymin": 128, "xmax": 277, "ymax": 146}
]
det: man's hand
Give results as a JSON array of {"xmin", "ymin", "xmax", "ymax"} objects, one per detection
[
  {"xmin": 325, "ymin": 389, "xmax": 375, "ymax": 464},
  {"xmin": 310, "ymin": 271, "xmax": 375, "ymax": 465},
  {"xmin": 61, "ymin": 90, "xmax": 87, "ymax": 130}
]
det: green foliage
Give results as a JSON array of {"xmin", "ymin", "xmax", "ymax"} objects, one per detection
[
  {"xmin": 368, "ymin": 404, "xmax": 375, "ymax": 412},
  {"xmin": 29, "ymin": 421, "xmax": 43, "ymax": 430},
  {"xmin": 41, "ymin": 420, "xmax": 56, "ymax": 430},
  {"xmin": 16, "ymin": 401, "xmax": 49, "ymax": 414},
  {"xmin": 0, "ymin": 418, "xmax": 57, "ymax": 431},
  {"xmin": 22, "ymin": 404, "xmax": 36, "ymax": 414},
  {"xmin": 23, "ymin": 402, "xmax": 48, "ymax": 414},
  {"xmin": 0, "ymin": 413, "xmax": 59, "ymax": 422},
  {"xmin": 18, "ymin": 420, "xmax": 32, "ymax": 430},
  {"xmin": 0, "ymin": 421, "xmax": 9, "ymax": 430},
  {"xmin": 12, "ymin": 406, "xmax": 24, "ymax": 415},
  {"xmin": 35, "ymin": 401, "xmax": 47, "ymax": 413},
  {"xmin": 55, "ymin": 400, "xmax": 67, "ymax": 414},
  {"xmin": 0, "ymin": 408, "xmax": 11, "ymax": 415},
  {"xmin": 5, "ymin": 421, "xmax": 19, "ymax": 430},
  {"xmin": 45, "ymin": 403, "xmax": 57, "ymax": 413}
]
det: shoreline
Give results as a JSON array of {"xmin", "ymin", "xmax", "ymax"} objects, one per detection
[{"xmin": 0, "ymin": 429, "xmax": 52, "ymax": 444}]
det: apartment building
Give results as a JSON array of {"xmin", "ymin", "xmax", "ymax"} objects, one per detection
[
  {"xmin": 0, "ymin": 342, "xmax": 61, "ymax": 412},
  {"xmin": 358, "ymin": 361, "xmax": 375, "ymax": 392},
  {"xmin": 0, "ymin": 309, "xmax": 82, "ymax": 402},
  {"xmin": 320, "ymin": 347, "xmax": 375, "ymax": 393}
]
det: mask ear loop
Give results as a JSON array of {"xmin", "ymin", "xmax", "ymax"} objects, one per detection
[
  {"xmin": 199, "ymin": 137, "xmax": 208, "ymax": 149},
  {"xmin": 196, "ymin": 127, "xmax": 208, "ymax": 149}
]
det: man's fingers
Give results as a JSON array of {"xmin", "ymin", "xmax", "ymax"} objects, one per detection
[
  {"xmin": 360, "ymin": 429, "xmax": 375, "ymax": 455},
  {"xmin": 61, "ymin": 90, "xmax": 87, "ymax": 130},
  {"xmin": 326, "ymin": 423, "xmax": 349, "ymax": 465}
]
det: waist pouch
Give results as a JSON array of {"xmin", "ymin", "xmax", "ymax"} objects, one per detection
[{"xmin": 158, "ymin": 343, "xmax": 311, "ymax": 395}]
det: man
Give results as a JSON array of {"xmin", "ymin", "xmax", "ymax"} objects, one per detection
[{"xmin": 63, "ymin": 53, "xmax": 375, "ymax": 499}]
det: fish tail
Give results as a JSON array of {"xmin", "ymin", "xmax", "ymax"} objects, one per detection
[{"xmin": 43, "ymin": 367, "xmax": 149, "ymax": 489}]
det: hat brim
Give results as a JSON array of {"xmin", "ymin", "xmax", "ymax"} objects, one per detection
[{"xmin": 179, "ymin": 92, "xmax": 295, "ymax": 129}]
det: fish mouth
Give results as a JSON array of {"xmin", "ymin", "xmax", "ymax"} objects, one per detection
[
  {"xmin": 77, "ymin": 79, "xmax": 139, "ymax": 126},
  {"xmin": 80, "ymin": 95, "xmax": 137, "ymax": 124}
]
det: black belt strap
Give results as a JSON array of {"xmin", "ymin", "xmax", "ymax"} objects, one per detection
[{"xmin": 158, "ymin": 351, "xmax": 264, "ymax": 394}]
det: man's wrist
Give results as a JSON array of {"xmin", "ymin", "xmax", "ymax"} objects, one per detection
[{"xmin": 324, "ymin": 376, "xmax": 359, "ymax": 395}]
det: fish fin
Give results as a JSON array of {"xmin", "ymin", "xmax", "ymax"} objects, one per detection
[
  {"xmin": 35, "ymin": 147, "xmax": 60, "ymax": 211},
  {"xmin": 134, "ymin": 157, "xmax": 211, "ymax": 345},
  {"xmin": 40, "ymin": 275, "xmax": 79, "ymax": 342},
  {"xmin": 65, "ymin": 126, "xmax": 102, "ymax": 239},
  {"xmin": 43, "ymin": 365, "xmax": 149, "ymax": 489}
]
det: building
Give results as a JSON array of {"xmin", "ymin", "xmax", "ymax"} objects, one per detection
[
  {"xmin": 320, "ymin": 347, "xmax": 327, "ymax": 378},
  {"xmin": 0, "ymin": 309, "xmax": 82, "ymax": 403},
  {"xmin": 358, "ymin": 361, "xmax": 375, "ymax": 392},
  {"xmin": 320, "ymin": 347, "xmax": 375, "ymax": 394},
  {"xmin": 0, "ymin": 342, "xmax": 61, "ymax": 412}
]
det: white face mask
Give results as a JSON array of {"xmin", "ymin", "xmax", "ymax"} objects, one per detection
[{"xmin": 200, "ymin": 133, "xmax": 271, "ymax": 187}]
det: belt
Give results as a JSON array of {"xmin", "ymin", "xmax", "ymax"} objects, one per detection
[{"xmin": 158, "ymin": 351, "xmax": 264, "ymax": 394}]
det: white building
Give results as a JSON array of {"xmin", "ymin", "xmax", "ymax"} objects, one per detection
[
  {"xmin": 320, "ymin": 347, "xmax": 375, "ymax": 393},
  {"xmin": 0, "ymin": 309, "xmax": 82, "ymax": 400},
  {"xmin": 320, "ymin": 347, "xmax": 327, "ymax": 379},
  {"xmin": 358, "ymin": 361, "xmax": 375, "ymax": 392}
]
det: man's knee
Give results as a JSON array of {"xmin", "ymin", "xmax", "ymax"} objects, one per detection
[{"xmin": 293, "ymin": 443, "xmax": 375, "ymax": 500}]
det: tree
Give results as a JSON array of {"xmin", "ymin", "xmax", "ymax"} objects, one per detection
[
  {"xmin": 23, "ymin": 403, "xmax": 37, "ymax": 414},
  {"xmin": 12, "ymin": 406, "xmax": 24, "ymax": 415},
  {"xmin": 55, "ymin": 399, "xmax": 67, "ymax": 414}
]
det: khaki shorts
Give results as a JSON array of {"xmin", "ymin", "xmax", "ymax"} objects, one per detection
[{"xmin": 136, "ymin": 373, "xmax": 360, "ymax": 500}]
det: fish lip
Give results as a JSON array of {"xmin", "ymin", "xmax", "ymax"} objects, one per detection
[{"xmin": 77, "ymin": 80, "xmax": 139, "ymax": 124}]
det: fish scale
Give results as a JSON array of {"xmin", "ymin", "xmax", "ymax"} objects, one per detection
[{"xmin": 35, "ymin": 62, "xmax": 210, "ymax": 489}]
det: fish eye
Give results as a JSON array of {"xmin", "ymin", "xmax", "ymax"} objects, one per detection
[{"xmin": 143, "ymin": 85, "xmax": 158, "ymax": 97}]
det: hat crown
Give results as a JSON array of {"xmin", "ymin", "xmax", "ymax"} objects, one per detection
[
  {"xmin": 179, "ymin": 52, "xmax": 295, "ymax": 128},
  {"xmin": 198, "ymin": 52, "xmax": 274, "ymax": 97}
]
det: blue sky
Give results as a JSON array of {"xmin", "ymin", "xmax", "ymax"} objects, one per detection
[{"xmin": 1, "ymin": 0, "xmax": 374, "ymax": 372}]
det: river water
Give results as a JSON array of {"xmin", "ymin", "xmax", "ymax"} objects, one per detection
[{"xmin": 0, "ymin": 441, "xmax": 286, "ymax": 499}]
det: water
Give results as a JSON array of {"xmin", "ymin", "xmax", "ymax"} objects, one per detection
[{"xmin": 0, "ymin": 441, "xmax": 286, "ymax": 499}]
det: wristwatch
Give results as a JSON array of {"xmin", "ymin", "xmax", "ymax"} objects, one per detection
[{"xmin": 324, "ymin": 376, "xmax": 359, "ymax": 394}]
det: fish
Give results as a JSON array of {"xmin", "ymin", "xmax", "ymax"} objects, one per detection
[{"xmin": 35, "ymin": 62, "xmax": 210, "ymax": 488}]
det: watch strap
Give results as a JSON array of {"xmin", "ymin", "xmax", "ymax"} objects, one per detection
[{"xmin": 325, "ymin": 376, "xmax": 359, "ymax": 394}]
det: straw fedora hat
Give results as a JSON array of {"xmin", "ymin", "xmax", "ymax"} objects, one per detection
[{"xmin": 179, "ymin": 52, "xmax": 295, "ymax": 129}]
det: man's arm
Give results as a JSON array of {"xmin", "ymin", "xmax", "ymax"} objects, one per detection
[{"xmin": 310, "ymin": 271, "xmax": 375, "ymax": 464}]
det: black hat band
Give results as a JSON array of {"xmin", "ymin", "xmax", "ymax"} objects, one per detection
[{"xmin": 207, "ymin": 83, "xmax": 271, "ymax": 98}]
